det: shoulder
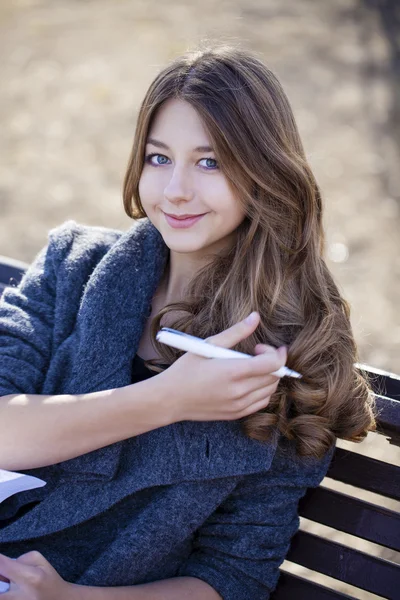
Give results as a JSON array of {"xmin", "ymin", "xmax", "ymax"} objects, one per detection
[
  {"xmin": 252, "ymin": 435, "xmax": 335, "ymax": 489},
  {"xmin": 47, "ymin": 219, "xmax": 123, "ymax": 259},
  {"xmin": 41, "ymin": 219, "xmax": 124, "ymax": 278},
  {"xmin": 229, "ymin": 435, "xmax": 335, "ymax": 496}
]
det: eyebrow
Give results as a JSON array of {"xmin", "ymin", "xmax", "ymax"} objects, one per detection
[{"xmin": 146, "ymin": 137, "xmax": 214, "ymax": 153}]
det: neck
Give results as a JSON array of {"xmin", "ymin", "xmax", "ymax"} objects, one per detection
[
  {"xmin": 156, "ymin": 229, "xmax": 239, "ymax": 307},
  {"xmin": 156, "ymin": 250, "xmax": 204, "ymax": 306}
]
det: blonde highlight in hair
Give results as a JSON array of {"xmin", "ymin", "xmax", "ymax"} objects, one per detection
[{"xmin": 123, "ymin": 43, "xmax": 376, "ymax": 459}]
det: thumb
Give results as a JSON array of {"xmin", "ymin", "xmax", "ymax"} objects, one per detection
[
  {"xmin": 0, "ymin": 555, "xmax": 19, "ymax": 582},
  {"xmin": 205, "ymin": 312, "xmax": 260, "ymax": 349}
]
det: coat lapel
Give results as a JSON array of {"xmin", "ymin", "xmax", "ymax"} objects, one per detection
[{"xmin": 73, "ymin": 218, "xmax": 169, "ymax": 395}]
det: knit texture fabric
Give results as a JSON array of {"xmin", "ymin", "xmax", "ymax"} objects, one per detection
[{"xmin": 0, "ymin": 219, "xmax": 334, "ymax": 599}]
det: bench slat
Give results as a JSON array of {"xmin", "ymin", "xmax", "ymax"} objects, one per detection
[
  {"xmin": 327, "ymin": 447, "xmax": 400, "ymax": 501},
  {"xmin": 272, "ymin": 572, "xmax": 356, "ymax": 600},
  {"xmin": 286, "ymin": 530, "xmax": 399, "ymax": 598},
  {"xmin": 299, "ymin": 486, "xmax": 400, "ymax": 551},
  {"xmin": 359, "ymin": 363, "xmax": 400, "ymax": 401},
  {"xmin": 0, "ymin": 260, "xmax": 26, "ymax": 288},
  {"xmin": 374, "ymin": 395, "xmax": 400, "ymax": 447},
  {"xmin": 375, "ymin": 395, "xmax": 400, "ymax": 429}
]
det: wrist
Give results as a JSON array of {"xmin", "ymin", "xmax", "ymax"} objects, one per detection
[
  {"xmin": 145, "ymin": 370, "xmax": 180, "ymax": 426},
  {"xmin": 65, "ymin": 583, "xmax": 86, "ymax": 600}
]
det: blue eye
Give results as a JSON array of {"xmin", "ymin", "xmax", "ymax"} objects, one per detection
[
  {"xmin": 145, "ymin": 153, "xmax": 170, "ymax": 166},
  {"xmin": 199, "ymin": 158, "xmax": 219, "ymax": 170}
]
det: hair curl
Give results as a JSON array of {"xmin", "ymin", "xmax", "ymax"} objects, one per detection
[{"xmin": 123, "ymin": 42, "xmax": 376, "ymax": 459}]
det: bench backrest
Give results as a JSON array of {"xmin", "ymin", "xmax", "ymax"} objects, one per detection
[
  {"xmin": 1, "ymin": 258, "xmax": 399, "ymax": 599},
  {"xmin": 0, "ymin": 256, "xmax": 28, "ymax": 297},
  {"xmin": 272, "ymin": 371, "xmax": 400, "ymax": 600}
]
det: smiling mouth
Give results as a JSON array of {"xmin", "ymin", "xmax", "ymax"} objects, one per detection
[
  {"xmin": 163, "ymin": 212, "xmax": 207, "ymax": 228},
  {"xmin": 164, "ymin": 212, "xmax": 207, "ymax": 220}
]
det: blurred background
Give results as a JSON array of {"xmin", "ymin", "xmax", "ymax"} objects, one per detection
[
  {"xmin": 0, "ymin": 0, "xmax": 399, "ymax": 374},
  {"xmin": 0, "ymin": 1, "xmax": 399, "ymax": 597}
]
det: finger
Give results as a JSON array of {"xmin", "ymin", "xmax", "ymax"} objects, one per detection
[
  {"xmin": 238, "ymin": 379, "xmax": 279, "ymax": 407},
  {"xmin": 0, "ymin": 554, "xmax": 23, "ymax": 582},
  {"xmin": 238, "ymin": 394, "xmax": 273, "ymax": 418},
  {"xmin": 1, "ymin": 585, "xmax": 18, "ymax": 600},
  {"xmin": 16, "ymin": 551, "xmax": 48, "ymax": 568},
  {"xmin": 254, "ymin": 344, "xmax": 276, "ymax": 355},
  {"xmin": 0, "ymin": 553, "xmax": 45, "ymax": 586},
  {"xmin": 235, "ymin": 374, "xmax": 280, "ymax": 399},
  {"xmin": 255, "ymin": 344, "xmax": 287, "ymax": 364},
  {"xmin": 239, "ymin": 348, "xmax": 287, "ymax": 378},
  {"xmin": 277, "ymin": 345, "xmax": 287, "ymax": 363},
  {"xmin": 250, "ymin": 346, "xmax": 287, "ymax": 375},
  {"xmin": 205, "ymin": 311, "xmax": 260, "ymax": 349}
]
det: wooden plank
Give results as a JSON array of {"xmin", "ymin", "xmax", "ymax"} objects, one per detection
[
  {"xmin": 358, "ymin": 363, "xmax": 400, "ymax": 401},
  {"xmin": 287, "ymin": 530, "xmax": 399, "ymax": 598},
  {"xmin": 375, "ymin": 395, "xmax": 400, "ymax": 429},
  {"xmin": 0, "ymin": 261, "xmax": 26, "ymax": 298},
  {"xmin": 327, "ymin": 447, "xmax": 400, "ymax": 501},
  {"xmin": 374, "ymin": 395, "xmax": 400, "ymax": 447},
  {"xmin": 0, "ymin": 257, "xmax": 27, "ymax": 288},
  {"xmin": 376, "ymin": 377, "xmax": 400, "ymax": 402},
  {"xmin": 271, "ymin": 572, "xmax": 356, "ymax": 600},
  {"xmin": 299, "ymin": 486, "xmax": 400, "ymax": 552}
]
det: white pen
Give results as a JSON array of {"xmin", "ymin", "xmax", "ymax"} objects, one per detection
[{"xmin": 156, "ymin": 327, "xmax": 302, "ymax": 379}]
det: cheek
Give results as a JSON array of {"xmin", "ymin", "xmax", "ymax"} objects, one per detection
[
  {"xmin": 138, "ymin": 173, "xmax": 156, "ymax": 207},
  {"xmin": 214, "ymin": 183, "xmax": 245, "ymax": 223}
]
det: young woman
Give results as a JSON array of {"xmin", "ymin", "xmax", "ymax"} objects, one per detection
[{"xmin": 0, "ymin": 44, "xmax": 376, "ymax": 599}]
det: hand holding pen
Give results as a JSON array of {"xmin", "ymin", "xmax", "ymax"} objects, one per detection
[
  {"xmin": 153, "ymin": 312, "xmax": 299, "ymax": 423},
  {"xmin": 157, "ymin": 326, "xmax": 301, "ymax": 379}
]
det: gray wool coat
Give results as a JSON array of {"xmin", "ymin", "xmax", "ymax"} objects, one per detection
[{"xmin": 0, "ymin": 218, "xmax": 334, "ymax": 599}]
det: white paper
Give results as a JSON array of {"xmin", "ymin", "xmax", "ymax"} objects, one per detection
[
  {"xmin": 0, "ymin": 581, "xmax": 10, "ymax": 594},
  {"xmin": 0, "ymin": 468, "xmax": 46, "ymax": 504}
]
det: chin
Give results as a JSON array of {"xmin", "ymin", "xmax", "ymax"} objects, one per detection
[{"xmin": 163, "ymin": 239, "xmax": 206, "ymax": 254}]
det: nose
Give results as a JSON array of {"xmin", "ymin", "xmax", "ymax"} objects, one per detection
[{"xmin": 164, "ymin": 166, "xmax": 194, "ymax": 204}]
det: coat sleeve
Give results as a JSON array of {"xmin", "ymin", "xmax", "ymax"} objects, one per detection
[
  {"xmin": 177, "ymin": 438, "xmax": 335, "ymax": 600},
  {"xmin": 0, "ymin": 221, "xmax": 77, "ymax": 397}
]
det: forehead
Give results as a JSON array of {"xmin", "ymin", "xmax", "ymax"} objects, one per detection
[{"xmin": 147, "ymin": 98, "xmax": 211, "ymax": 144}]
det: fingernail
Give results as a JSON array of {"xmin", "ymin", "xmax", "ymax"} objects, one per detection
[{"xmin": 244, "ymin": 312, "xmax": 257, "ymax": 324}]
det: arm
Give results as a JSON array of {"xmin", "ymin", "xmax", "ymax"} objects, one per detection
[
  {"xmin": 0, "ymin": 377, "xmax": 173, "ymax": 471},
  {"xmin": 0, "ymin": 554, "xmax": 222, "ymax": 600},
  {"xmin": 0, "ymin": 222, "xmax": 173, "ymax": 470},
  {"xmin": 71, "ymin": 577, "xmax": 222, "ymax": 599},
  {"xmin": 175, "ymin": 438, "xmax": 335, "ymax": 600}
]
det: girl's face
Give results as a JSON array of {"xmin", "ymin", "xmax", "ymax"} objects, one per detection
[{"xmin": 138, "ymin": 98, "xmax": 246, "ymax": 257}]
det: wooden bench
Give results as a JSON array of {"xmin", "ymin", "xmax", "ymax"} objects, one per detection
[
  {"xmin": 1, "ymin": 257, "xmax": 399, "ymax": 599},
  {"xmin": 0, "ymin": 255, "xmax": 29, "ymax": 297},
  {"xmin": 272, "ymin": 366, "xmax": 400, "ymax": 600}
]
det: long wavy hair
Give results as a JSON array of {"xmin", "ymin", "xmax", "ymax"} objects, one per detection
[{"xmin": 123, "ymin": 43, "xmax": 376, "ymax": 458}]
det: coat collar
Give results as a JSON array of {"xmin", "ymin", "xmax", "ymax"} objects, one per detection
[{"xmin": 73, "ymin": 217, "xmax": 169, "ymax": 394}]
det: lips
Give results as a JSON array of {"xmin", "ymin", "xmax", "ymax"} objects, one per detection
[
  {"xmin": 165, "ymin": 213, "xmax": 206, "ymax": 220},
  {"xmin": 164, "ymin": 212, "xmax": 207, "ymax": 229}
]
